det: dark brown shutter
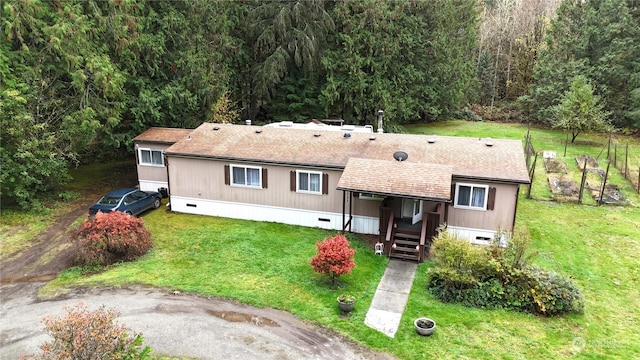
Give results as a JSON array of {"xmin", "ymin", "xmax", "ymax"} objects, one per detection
[
  {"xmin": 262, "ymin": 168, "xmax": 268, "ymax": 189},
  {"xmin": 450, "ymin": 183, "xmax": 456, "ymax": 202},
  {"xmin": 487, "ymin": 187, "xmax": 496, "ymax": 210},
  {"xmin": 322, "ymin": 173, "xmax": 329, "ymax": 194},
  {"xmin": 290, "ymin": 171, "xmax": 296, "ymax": 191},
  {"xmin": 224, "ymin": 165, "xmax": 230, "ymax": 185}
]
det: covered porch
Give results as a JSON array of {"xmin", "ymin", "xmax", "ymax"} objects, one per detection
[{"xmin": 336, "ymin": 158, "xmax": 453, "ymax": 262}]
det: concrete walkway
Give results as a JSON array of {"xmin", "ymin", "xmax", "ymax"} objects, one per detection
[{"xmin": 364, "ymin": 259, "xmax": 418, "ymax": 338}]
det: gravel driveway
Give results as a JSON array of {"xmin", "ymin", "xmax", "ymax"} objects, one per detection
[{"xmin": 0, "ymin": 283, "xmax": 394, "ymax": 360}]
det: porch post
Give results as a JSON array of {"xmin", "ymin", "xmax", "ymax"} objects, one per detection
[
  {"xmin": 342, "ymin": 190, "xmax": 346, "ymax": 232},
  {"xmin": 348, "ymin": 191, "xmax": 353, "ymax": 232}
]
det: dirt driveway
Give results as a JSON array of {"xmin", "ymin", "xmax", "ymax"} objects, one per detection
[
  {"xmin": 0, "ymin": 180, "xmax": 394, "ymax": 360},
  {"xmin": 0, "ymin": 283, "xmax": 393, "ymax": 360}
]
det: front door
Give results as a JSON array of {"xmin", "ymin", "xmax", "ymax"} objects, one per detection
[{"xmin": 401, "ymin": 199, "xmax": 423, "ymax": 225}]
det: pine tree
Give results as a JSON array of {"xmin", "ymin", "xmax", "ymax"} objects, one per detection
[
  {"xmin": 552, "ymin": 76, "xmax": 611, "ymax": 143},
  {"xmin": 524, "ymin": 0, "xmax": 640, "ymax": 129}
]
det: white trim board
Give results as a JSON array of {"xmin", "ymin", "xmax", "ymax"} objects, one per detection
[
  {"xmin": 139, "ymin": 180, "xmax": 168, "ymax": 192},
  {"xmin": 447, "ymin": 225, "xmax": 498, "ymax": 245},
  {"xmin": 170, "ymin": 196, "xmax": 380, "ymax": 234}
]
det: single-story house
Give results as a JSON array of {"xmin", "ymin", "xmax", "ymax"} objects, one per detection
[{"xmin": 134, "ymin": 121, "xmax": 530, "ymax": 261}]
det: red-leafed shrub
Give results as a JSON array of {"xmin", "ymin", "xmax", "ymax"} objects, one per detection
[
  {"xmin": 75, "ymin": 211, "xmax": 152, "ymax": 266},
  {"xmin": 34, "ymin": 302, "xmax": 151, "ymax": 360},
  {"xmin": 310, "ymin": 234, "xmax": 356, "ymax": 282}
]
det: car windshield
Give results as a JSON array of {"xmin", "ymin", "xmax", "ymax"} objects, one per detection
[{"xmin": 97, "ymin": 195, "xmax": 123, "ymax": 206}]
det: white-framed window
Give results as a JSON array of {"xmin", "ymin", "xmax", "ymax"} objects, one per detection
[
  {"xmin": 454, "ymin": 183, "xmax": 488, "ymax": 210},
  {"xmin": 359, "ymin": 193, "xmax": 385, "ymax": 201},
  {"xmin": 297, "ymin": 170, "xmax": 322, "ymax": 194},
  {"xmin": 231, "ymin": 165, "xmax": 262, "ymax": 188},
  {"xmin": 138, "ymin": 148, "xmax": 164, "ymax": 166}
]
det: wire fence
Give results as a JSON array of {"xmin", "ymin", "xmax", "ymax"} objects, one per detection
[
  {"xmin": 606, "ymin": 136, "xmax": 640, "ymax": 194},
  {"xmin": 524, "ymin": 130, "xmax": 537, "ymax": 198}
]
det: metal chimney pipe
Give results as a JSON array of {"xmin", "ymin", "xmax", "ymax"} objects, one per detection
[
  {"xmin": 246, "ymin": 119, "xmax": 252, "ymax": 126},
  {"xmin": 377, "ymin": 109, "xmax": 384, "ymax": 134}
]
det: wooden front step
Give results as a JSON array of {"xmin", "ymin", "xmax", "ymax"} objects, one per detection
[
  {"xmin": 390, "ymin": 237, "xmax": 420, "ymax": 261},
  {"xmin": 390, "ymin": 252, "xmax": 420, "ymax": 261},
  {"xmin": 394, "ymin": 232, "xmax": 420, "ymax": 240},
  {"xmin": 394, "ymin": 239, "xmax": 419, "ymax": 246}
]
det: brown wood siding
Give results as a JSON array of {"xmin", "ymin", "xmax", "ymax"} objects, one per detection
[
  {"xmin": 168, "ymin": 157, "xmax": 364, "ymax": 214},
  {"xmin": 351, "ymin": 197, "xmax": 385, "ymax": 217},
  {"xmin": 135, "ymin": 142, "xmax": 174, "ymax": 184},
  {"xmin": 136, "ymin": 166, "xmax": 169, "ymax": 183},
  {"xmin": 447, "ymin": 182, "xmax": 519, "ymax": 231}
]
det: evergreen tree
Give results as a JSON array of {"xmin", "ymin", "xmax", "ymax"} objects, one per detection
[
  {"xmin": 322, "ymin": 0, "xmax": 478, "ymax": 126},
  {"xmin": 524, "ymin": 0, "xmax": 640, "ymax": 129},
  {"xmin": 236, "ymin": 0, "xmax": 334, "ymax": 121},
  {"xmin": 552, "ymin": 76, "xmax": 611, "ymax": 143}
]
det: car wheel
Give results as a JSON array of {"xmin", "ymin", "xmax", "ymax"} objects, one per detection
[{"xmin": 153, "ymin": 198, "xmax": 161, "ymax": 209}]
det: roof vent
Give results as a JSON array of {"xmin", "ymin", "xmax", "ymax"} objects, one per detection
[
  {"xmin": 255, "ymin": 129, "xmax": 262, "ymax": 134},
  {"xmin": 186, "ymin": 135, "xmax": 192, "ymax": 141},
  {"xmin": 246, "ymin": 119, "xmax": 252, "ymax": 126},
  {"xmin": 314, "ymin": 133, "xmax": 321, "ymax": 137},
  {"xmin": 343, "ymin": 132, "xmax": 351, "ymax": 139},
  {"xmin": 427, "ymin": 135, "xmax": 437, "ymax": 143},
  {"xmin": 369, "ymin": 136, "xmax": 376, "ymax": 141},
  {"xmin": 393, "ymin": 151, "xmax": 408, "ymax": 161},
  {"xmin": 485, "ymin": 137, "xmax": 493, "ymax": 147},
  {"xmin": 213, "ymin": 126, "xmax": 220, "ymax": 131}
]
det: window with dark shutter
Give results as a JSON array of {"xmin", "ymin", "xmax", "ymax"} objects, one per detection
[
  {"xmin": 293, "ymin": 170, "xmax": 326, "ymax": 195},
  {"xmin": 229, "ymin": 164, "xmax": 262, "ymax": 188},
  {"xmin": 454, "ymin": 183, "xmax": 490, "ymax": 210}
]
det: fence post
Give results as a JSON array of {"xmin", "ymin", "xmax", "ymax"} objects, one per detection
[
  {"xmin": 598, "ymin": 161, "xmax": 611, "ymax": 207},
  {"xmin": 578, "ymin": 159, "xmax": 588, "ymax": 204},
  {"xmin": 625, "ymin": 144, "xmax": 629, "ymax": 178},
  {"xmin": 607, "ymin": 132, "xmax": 611, "ymax": 160},
  {"xmin": 527, "ymin": 153, "xmax": 537, "ymax": 199}
]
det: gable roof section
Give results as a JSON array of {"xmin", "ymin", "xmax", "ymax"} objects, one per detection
[
  {"xmin": 337, "ymin": 158, "xmax": 453, "ymax": 201},
  {"xmin": 134, "ymin": 127, "xmax": 194, "ymax": 145},
  {"xmin": 164, "ymin": 123, "xmax": 531, "ymax": 184}
]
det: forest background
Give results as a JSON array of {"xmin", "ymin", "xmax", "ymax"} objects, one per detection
[{"xmin": 2, "ymin": 0, "xmax": 640, "ymax": 207}]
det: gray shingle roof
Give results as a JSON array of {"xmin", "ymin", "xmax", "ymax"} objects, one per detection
[
  {"xmin": 161, "ymin": 123, "xmax": 530, "ymax": 184},
  {"xmin": 134, "ymin": 127, "xmax": 194, "ymax": 144},
  {"xmin": 337, "ymin": 158, "xmax": 453, "ymax": 201}
]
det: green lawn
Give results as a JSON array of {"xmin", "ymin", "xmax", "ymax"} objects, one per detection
[{"xmin": 16, "ymin": 121, "xmax": 640, "ymax": 359}]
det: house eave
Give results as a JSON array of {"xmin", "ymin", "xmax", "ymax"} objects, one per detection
[
  {"xmin": 336, "ymin": 187, "xmax": 451, "ymax": 203},
  {"xmin": 452, "ymin": 175, "xmax": 531, "ymax": 185},
  {"xmin": 164, "ymin": 152, "xmax": 345, "ymax": 171}
]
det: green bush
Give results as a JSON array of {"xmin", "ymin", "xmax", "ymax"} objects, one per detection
[
  {"xmin": 431, "ymin": 230, "xmax": 489, "ymax": 274},
  {"xmin": 526, "ymin": 267, "xmax": 584, "ymax": 315},
  {"xmin": 427, "ymin": 230, "xmax": 584, "ymax": 316}
]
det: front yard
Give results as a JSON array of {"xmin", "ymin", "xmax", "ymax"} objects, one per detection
[{"xmin": 4, "ymin": 121, "xmax": 639, "ymax": 359}]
